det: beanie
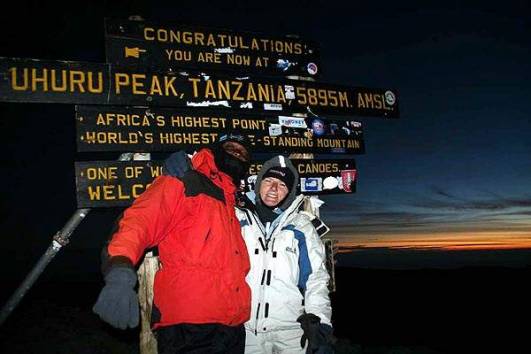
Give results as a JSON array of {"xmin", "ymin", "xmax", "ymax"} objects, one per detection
[{"xmin": 262, "ymin": 166, "xmax": 295, "ymax": 191}]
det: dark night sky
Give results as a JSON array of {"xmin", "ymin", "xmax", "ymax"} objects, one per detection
[{"xmin": 1, "ymin": 0, "xmax": 531, "ymax": 282}]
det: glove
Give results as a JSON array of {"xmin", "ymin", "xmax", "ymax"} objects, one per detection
[
  {"xmin": 93, "ymin": 265, "xmax": 139, "ymax": 329},
  {"xmin": 163, "ymin": 150, "xmax": 192, "ymax": 178},
  {"xmin": 297, "ymin": 313, "xmax": 336, "ymax": 354}
]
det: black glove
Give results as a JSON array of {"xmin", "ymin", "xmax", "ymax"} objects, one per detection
[
  {"xmin": 163, "ymin": 150, "xmax": 192, "ymax": 178},
  {"xmin": 93, "ymin": 265, "xmax": 139, "ymax": 329},
  {"xmin": 297, "ymin": 313, "xmax": 336, "ymax": 354}
]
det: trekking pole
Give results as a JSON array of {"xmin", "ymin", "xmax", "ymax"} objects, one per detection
[{"xmin": 0, "ymin": 152, "xmax": 134, "ymax": 326}]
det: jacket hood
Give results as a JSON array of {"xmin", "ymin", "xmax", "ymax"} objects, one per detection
[
  {"xmin": 254, "ymin": 155, "xmax": 299, "ymax": 211},
  {"xmin": 192, "ymin": 148, "xmax": 236, "ymax": 195}
]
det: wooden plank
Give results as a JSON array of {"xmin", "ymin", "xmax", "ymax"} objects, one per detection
[
  {"xmin": 75, "ymin": 159, "xmax": 357, "ymax": 207},
  {"xmin": 76, "ymin": 105, "xmax": 365, "ymax": 154},
  {"xmin": 0, "ymin": 57, "xmax": 399, "ymax": 118},
  {"xmin": 105, "ymin": 18, "xmax": 321, "ymax": 78}
]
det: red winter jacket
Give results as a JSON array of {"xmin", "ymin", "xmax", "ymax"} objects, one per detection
[{"xmin": 107, "ymin": 149, "xmax": 251, "ymax": 329}]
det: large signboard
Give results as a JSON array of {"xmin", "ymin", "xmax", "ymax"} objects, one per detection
[
  {"xmin": 76, "ymin": 105, "xmax": 365, "ymax": 154},
  {"xmin": 75, "ymin": 159, "xmax": 357, "ymax": 207},
  {"xmin": 105, "ymin": 19, "xmax": 321, "ymax": 78},
  {"xmin": 0, "ymin": 57, "xmax": 399, "ymax": 118}
]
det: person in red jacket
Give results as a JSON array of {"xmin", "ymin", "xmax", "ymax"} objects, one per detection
[{"xmin": 93, "ymin": 134, "xmax": 253, "ymax": 354}]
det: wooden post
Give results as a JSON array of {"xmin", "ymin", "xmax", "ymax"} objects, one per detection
[
  {"xmin": 323, "ymin": 239, "xmax": 337, "ymax": 292},
  {"xmin": 137, "ymin": 251, "xmax": 159, "ymax": 354},
  {"xmin": 130, "ymin": 152, "xmax": 160, "ymax": 354}
]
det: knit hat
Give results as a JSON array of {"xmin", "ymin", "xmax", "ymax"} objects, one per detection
[
  {"xmin": 262, "ymin": 166, "xmax": 295, "ymax": 191},
  {"xmin": 217, "ymin": 132, "xmax": 252, "ymax": 153},
  {"xmin": 254, "ymin": 155, "xmax": 299, "ymax": 211}
]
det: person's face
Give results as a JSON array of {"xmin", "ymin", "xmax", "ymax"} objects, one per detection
[
  {"xmin": 259, "ymin": 177, "xmax": 289, "ymax": 207},
  {"xmin": 222, "ymin": 141, "xmax": 250, "ymax": 163}
]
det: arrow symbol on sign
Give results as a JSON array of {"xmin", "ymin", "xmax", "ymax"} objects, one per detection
[{"xmin": 125, "ymin": 47, "xmax": 147, "ymax": 58}]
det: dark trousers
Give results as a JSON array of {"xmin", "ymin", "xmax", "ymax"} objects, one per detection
[{"xmin": 156, "ymin": 323, "xmax": 245, "ymax": 354}]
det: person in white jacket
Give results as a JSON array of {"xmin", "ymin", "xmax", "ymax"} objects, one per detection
[
  {"xmin": 236, "ymin": 155, "xmax": 333, "ymax": 354},
  {"xmin": 163, "ymin": 150, "xmax": 334, "ymax": 354}
]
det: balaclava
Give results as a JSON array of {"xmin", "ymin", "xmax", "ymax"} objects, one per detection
[{"xmin": 212, "ymin": 133, "xmax": 251, "ymax": 185}]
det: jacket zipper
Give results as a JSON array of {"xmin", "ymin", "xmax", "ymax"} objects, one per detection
[
  {"xmin": 245, "ymin": 199, "xmax": 303, "ymax": 334},
  {"xmin": 252, "ymin": 210, "xmax": 269, "ymax": 335}
]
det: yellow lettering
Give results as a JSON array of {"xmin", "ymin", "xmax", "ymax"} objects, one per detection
[
  {"xmin": 10, "ymin": 67, "xmax": 29, "ymax": 91},
  {"xmin": 338, "ymin": 91, "xmax": 349, "ymax": 107},
  {"xmin": 118, "ymin": 185, "xmax": 131, "ymax": 200},
  {"xmin": 182, "ymin": 31, "xmax": 193, "ymax": 44},
  {"xmin": 258, "ymin": 84, "xmax": 270, "ymax": 102},
  {"xmin": 144, "ymin": 27, "xmax": 155, "ymax": 40},
  {"xmin": 31, "ymin": 68, "xmax": 48, "ymax": 92},
  {"xmin": 131, "ymin": 74, "xmax": 146, "ymax": 94},
  {"xmin": 164, "ymin": 76, "xmax": 177, "ymax": 96},
  {"xmin": 156, "ymin": 115, "xmax": 166, "ymax": 126},
  {"xmin": 246, "ymin": 83, "xmax": 257, "ymax": 101},
  {"xmin": 86, "ymin": 167, "xmax": 118, "ymax": 180},
  {"xmin": 87, "ymin": 72, "xmax": 103, "ymax": 93},
  {"xmin": 87, "ymin": 186, "xmax": 101, "ymax": 200},
  {"xmin": 69, "ymin": 70, "xmax": 85, "ymax": 93},
  {"xmin": 232, "ymin": 81, "xmax": 244, "ymax": 100},
  {"xmin": 205, "ymin": 80, "xmax": 216, "ymax": 98},
  {"xmin": 188, "ymin": 78, "xmax": 200, "ymax": 97},
  {"xmin": 150, "ymin": 165, "xmax": 163, "ymax": 177},
  {"xmin": 132, "ymin": 184, "xmax": 146, "ymax": 198},
  {"xmin": 217, "ymin": 80, "xmax": 231, "ymax": 100},
  {"xmin": 115, "ymin": 73, "xmax": 130, "ymax": 94},
  {"xmin": 276, "ymin": 85, "xmax": 286, "ymax": 103},
  {"xmin": 149, "ymin": 75, "xmax": 163, "ymax": 95},
  {"xmin": 50, "ymin": 69, "xmax": 67, "ymax": 92},
  {"xmin": 194, "ymin": 32, "xmax": 205, "ymax": 45}
]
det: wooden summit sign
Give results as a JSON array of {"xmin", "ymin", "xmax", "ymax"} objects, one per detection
[
  {"xmin": 75, "ymin": 159, "xmax": 357, "ymax": 207},
  {"xmin": 76, "ymin": 105, "xmax": 365, "ymax": 154},
  {"xmin": 105, "ymin": 19, "xmax": 321, "ymax": 78},
  {"xmin": 0, "ymin": 57, "xmax": 399, "ymax": 118}
]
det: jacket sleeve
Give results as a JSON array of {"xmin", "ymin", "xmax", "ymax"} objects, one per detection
[
  {"xmin": 299, "ymin": 218, "xmax": 332, "ymax": 326},
  {"xmin": 107, "ymin": 176, "xmax": 185, "ymax": 265}
]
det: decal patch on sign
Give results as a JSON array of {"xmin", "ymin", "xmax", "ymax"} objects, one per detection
[
  {"xmin": 268, "ymin": 124, "xmax": 283, "ymax": 136},
  {"xmin": 307, "ymin": 62, "xmax": 318, "ymax": 75},
  {"xmin": 341, "ymin": 169, "xmax": 357, "ymax": 192},
  {"xmin": 311, "ymin": 118, "xmax": 325, "ymax": 136},
  {"xmin": 323, "ymin": 176, "xmax": 339, "ymax": 190},
  {"xmin": 385, "ymin": 90, "xmax": 396, "ymax": 106},
  {"xmin": 301, "ymin": 177, "xmax": 323, "ymax": 192},
  {"xmin": 279, "ymin": 116, "xmax": 307, "ymax": 129},
  {"xmin": 264, "ymin": 103, "xmax": 283, "ymax": 111},
  {"xmin": 284, "ymin": 85, "xmax": 295, "ymax": 99}
]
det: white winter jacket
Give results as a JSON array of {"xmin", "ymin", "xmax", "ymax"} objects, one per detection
[{"xmin": 236, "ymin": 194, "xmax": 332, "ymax": 334}]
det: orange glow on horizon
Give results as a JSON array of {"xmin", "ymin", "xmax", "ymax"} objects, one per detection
[{"xmin": 334, "ymin": 230, "xmax": 531, "ymax": 251}]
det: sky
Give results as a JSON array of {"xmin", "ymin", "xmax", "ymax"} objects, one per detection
[
  {"xmin": 316, "ymin": 1, "xmax": 531, "ymax": 257},
  {"xmin": 0, "ymin": 0, "xmax": 530, "ymax": 273}
]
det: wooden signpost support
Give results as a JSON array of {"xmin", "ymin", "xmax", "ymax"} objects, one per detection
[{"xmin": 138, "ymin": 251, "xmax": 159, "ymax": 354}]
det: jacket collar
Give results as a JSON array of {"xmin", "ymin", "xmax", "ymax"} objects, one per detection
[{"xmin": 192, "ymin": 148, "xmax": 236, "ymax": 196}]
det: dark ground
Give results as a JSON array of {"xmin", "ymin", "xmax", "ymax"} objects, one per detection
[{"xmin": 1, "ymin": 265, "xmax": 530, "ymax": 354}]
